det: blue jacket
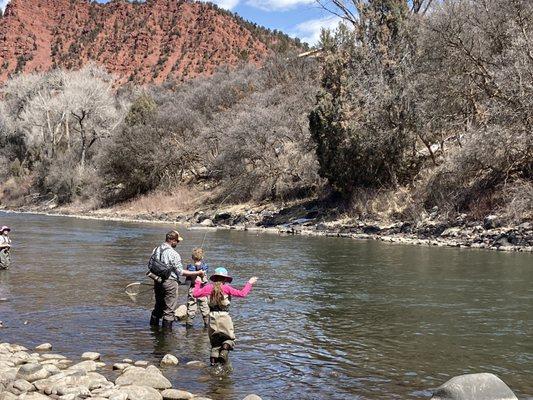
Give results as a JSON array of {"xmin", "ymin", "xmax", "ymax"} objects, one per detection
[{"xmin": 186, "ymin": 262, "xmax": 209, "ymax": 285}]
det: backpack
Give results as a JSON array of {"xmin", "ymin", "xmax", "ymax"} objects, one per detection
[{"xmin": 147, "ymin": 246, "xmax": 174, "ymax": 281}]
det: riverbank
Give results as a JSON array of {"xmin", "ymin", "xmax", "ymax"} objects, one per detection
[
  {"xmin": 0, "ymin": 341, "xmax": 261, "ymax": 400},
  {"xmin": 2, "ymin": 200, "xmax": 532, "ymax": 252}
]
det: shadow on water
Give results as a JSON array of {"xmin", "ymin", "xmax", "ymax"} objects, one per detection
[{"xmin": 0, "ymin": 211, "xmax": 532, "ymax": 400}]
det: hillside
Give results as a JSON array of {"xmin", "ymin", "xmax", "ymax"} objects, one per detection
[{"xmin": 0, "ymin": 0, "xmax": 298, "ymax": 84}]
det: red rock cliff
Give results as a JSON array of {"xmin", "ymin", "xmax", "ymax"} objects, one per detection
[{"xmin": 0, "ymin": 0, "xmax": 282, "ymax": 84}]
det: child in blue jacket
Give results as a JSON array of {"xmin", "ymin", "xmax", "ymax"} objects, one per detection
[{"xmin": 185, "ymin": 248, "xmax": 210, "ymax": 327}]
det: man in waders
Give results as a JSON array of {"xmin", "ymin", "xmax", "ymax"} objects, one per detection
[
  {"xmin": 149, "ymin": 230, "xmax": 205, "ymax": 330},
  {"xmin": 0, "ymin": 226, "xmax": 11, "ymax": 270}
]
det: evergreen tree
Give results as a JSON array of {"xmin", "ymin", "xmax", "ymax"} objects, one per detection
[{"xmin": 310, "ymin": 0, "xmax": 420, "ymax": 195}]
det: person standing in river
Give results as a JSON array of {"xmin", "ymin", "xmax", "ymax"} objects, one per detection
[
  {"xmin": 0, "ymin": 226, "xmax": 12, "ymax": 270},
  {"xmin": 185, "ymin": 248, "xmax": 210, "ymax": 328},
  {"xmin": 149, "ymin": 230, "xmax": 205, "ymax": 330},
  {"xmin": 193, "ymin": 267, "xmax": 258, "ymax": 366}
]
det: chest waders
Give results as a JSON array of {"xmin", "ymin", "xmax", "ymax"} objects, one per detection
[{"xmin": 208, "ymin": 293, "xmax": 234, "ymax": 365}]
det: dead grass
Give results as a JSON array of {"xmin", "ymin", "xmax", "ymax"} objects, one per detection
[
  {"xmin": 347, "ymin": 186, "xmax": 423, "ymax": 222},
  {"xmin": 114, "ymin": 186, "xmax": 206, "ymax": 215}
]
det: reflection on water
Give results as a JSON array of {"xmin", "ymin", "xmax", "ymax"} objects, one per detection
[{"xmin": 0, "ymin": 211, "xmax": 532, "ymax": 400}]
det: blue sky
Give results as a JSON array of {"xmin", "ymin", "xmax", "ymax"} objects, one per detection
[{"xmin": 0, "ymin": 0, "xmax": 341, "ymax": 45}]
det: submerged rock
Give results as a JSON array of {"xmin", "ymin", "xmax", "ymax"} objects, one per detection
[
  {"xmin": 34, "ymin": 343, "xmax": 52, "ymax": 351},
  {"xmin": 133, "ymin": 360, "xmax": 149, "ymax": 367},
  {"xmin": 174, "ymin": 305, "xmax": 187, "ymax": 320},
  {"xmin": 185, "ymin": 360, "xmax": 205, "ymax": 368},
  {"xmin": 242, "ymin": 395, "xmax": 262, "ymax": 400},
  {"xmin": 81, "ymin": 352, "xmax": 101, "ymax": 361},
  {"xmin": 112, "ymin": 363, "xmax": 130, "ymax": 371},
  {"xmin": 160, "ymin": 354, "xmax": 179, "ymax": 366},
  {"xmin": 431, "ymin": 373, "xmax": 517, "ymax": 400}
]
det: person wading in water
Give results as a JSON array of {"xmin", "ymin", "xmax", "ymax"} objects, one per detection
[
  {"xmin": 148, "ymin": 230, "xmax": 205, "ymax": 330},
  {"xmin": 0, "ymin": 226, "xmax": 12, "ymax": 270},
  {"xmin": 193, "ymin": 267, "xmax": 258, "ymax": 365}
]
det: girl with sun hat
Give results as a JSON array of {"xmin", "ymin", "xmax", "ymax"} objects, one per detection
[{"xmin": 193, "ymin": 267, "xmax": 258, "ymax": 366}]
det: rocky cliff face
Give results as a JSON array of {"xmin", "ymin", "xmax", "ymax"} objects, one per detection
[{"xmin": 0, "ymin": 0, "xmax": 284, "ymax": 84}]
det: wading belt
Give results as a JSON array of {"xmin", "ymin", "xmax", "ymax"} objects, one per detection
[{"xmin": 209, "ymin": 306, "xmax": 230, "ymax": 312}]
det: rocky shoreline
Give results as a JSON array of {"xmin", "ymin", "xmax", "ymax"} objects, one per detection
[
  {"xmin": 3, "ymin": 204, "xmax": 532, "ymax": 253},
  {"xmin": 0, "ymin": 342, "xmax": 521, "ymax": 400},
  {"xmin": 0, "ymin": 342, "xmax": 261, "ymax": 400}
]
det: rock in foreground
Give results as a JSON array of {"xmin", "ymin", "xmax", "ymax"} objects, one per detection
[{"xmin": 431, "ymin": 373, "xmax": 518, "ymax": 400}]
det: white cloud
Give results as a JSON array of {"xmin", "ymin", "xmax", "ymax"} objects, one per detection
[
  {"xmin": 208, "ymin": 0, "xmax": 240, "ymax": 10},
  {"xmin": 246, "ymin": 0, "xmax": 314, "ymax": 11},
  {"xmin": 0, "ymin": 0, "xmax": 10, "ymax": 12},
  {"xmin": 292, "ymin": 15, "xmax": 342, "ymax": 45}
]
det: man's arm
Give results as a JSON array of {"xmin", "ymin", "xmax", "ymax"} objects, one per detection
[{"xmin": 181, "ymin": 269, "xmax": 205, "ymax": 277}]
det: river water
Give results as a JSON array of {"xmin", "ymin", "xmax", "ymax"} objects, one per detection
[{"xmin": 0, "ymin": 211, "xmax": 531, "ymax": 399}]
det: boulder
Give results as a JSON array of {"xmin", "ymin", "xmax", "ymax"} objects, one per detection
[
  {"xmin": 35, "ymin": 344, "xmax": 52, "ymax": 351},
  {"xmin": 484, "ymin": 215, "xmax": 501, "ymax": 230},
  {"xmin": 0, "ymin": 392, "xmax": 18, "ymax": 400},
  {"xmin": 115, "ymin": 385, "xmax": 163, "ymax": 400},
  {"xmin": 16, "ymin": 393, "xmax": 50, "ymax": 399},
  {"xmin": 91, "ymin": 387, "xmax": 115, "ymax": 396},
  {"xmin": 200, "ymin": 219, "xmax": 214, "ymax": 227},
  {"xmin": 12, "ymin": 379, "xmax": 34, "ymax": 392},
  {"xmin": 42, "ymin": 364, "xmax": 61, "ymax": 376},
  {"xmin": 112, "ymin": 363, "xmax": 130, "ymax": 371},
  {"xmin": 81, "ymin": 352, "xmax": 100, "ymax": 361},
  {"xmin": 213, "ymin": 212, "xmax": 232, "ymax": 223},
  {"xmin": 68, "ymin": 360, "xmax": 97, "ymax": 372},
  {"xmin": 17, "ymin": 364, "xmax": 50, "ymax": 383},
  {"xmin": 108, "ymin": 392, "xmax": 129, "ymax": 400},
  {"xmin": 431, "ymin": 373, "xmax": 518, "ymax": 400},
  {"xmin": 0, "ymin": 367, "xmax": 18, "ymax": 385},
  {"xmin": 55, "ymin": 385, "xmax": 91, "ymax": 397},
  {"xmin": 9, "ymin": 345, "xmax": 28, "ymax": 352},
  {"xmin": 133, "ymin": 360, "xmax": 149, "ymax": 367},
  {"xmin": 40, "ymin": 354, "xmax": 66, "ymax": 361},
  {"xmin": 145, "ymin": 365, "xmax": 163, "ymax": 375},
  {"xmin": 160, "ymin": 389, "xmax": 193, "ymax": 399},
  {"xmin": 242, "ymin": 396, "xmax": 262, "ymax": 400},
  {"xmin": 115, "ymin": 368, "xmax": 171, "ymax": 389},
  {"xmin": 174, "ymin": 305, "xmax": 187, "ymax": 320},
  {"xmin": 160, "ymin": 354, "xmax": 179, "ymax": 367}
]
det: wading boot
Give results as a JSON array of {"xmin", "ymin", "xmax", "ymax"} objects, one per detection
[
  {"xmin": 162, "ymin": 319, "xmax": 173, "ymax": 331},
  {"xmin": 210, "ymin": 357, "xmax": 217, "ymax": 366},
  {"xmin": 218, "ymin": 344, "xmax": 230, "ymax": 364},
  {"xmin": 149, "ymin": 315, "xmax": 160, "ymax": 327}
]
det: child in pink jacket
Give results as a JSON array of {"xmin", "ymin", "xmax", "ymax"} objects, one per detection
[{"xmin": 193, "ymin": 267, "xmax": 258, "ymax": 365}]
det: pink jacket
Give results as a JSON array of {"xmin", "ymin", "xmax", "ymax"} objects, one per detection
[{"xmin": 193, "ymin": 279, "xmax": 253, "ymax": 298}]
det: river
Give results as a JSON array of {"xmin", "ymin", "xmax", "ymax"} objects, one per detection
[{"xmin": 0, "ymin": 211, "xmax": 531, "ymax": 399}]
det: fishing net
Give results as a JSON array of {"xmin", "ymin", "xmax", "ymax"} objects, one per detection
[{"xmin": 124, "ymin": 282, "xmax": 153, "ymax": 297}]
